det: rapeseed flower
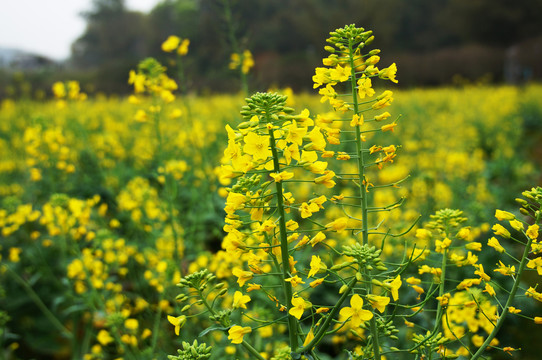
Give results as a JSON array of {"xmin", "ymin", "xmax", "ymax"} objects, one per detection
[
  {"xmin": 339, "ymin": 294, "xmax": 373, "ymax": 327},
  {"xmin": 228, "ymin": 326, "xmax": 252, "ymax": 344}
]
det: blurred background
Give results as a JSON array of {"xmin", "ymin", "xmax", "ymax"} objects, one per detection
[{"xmin": 1, "ymin": 0, "xmax": 542, "ymax": 97}]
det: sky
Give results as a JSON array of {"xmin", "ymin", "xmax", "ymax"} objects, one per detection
[{"xmin": 0, "ymin": 0, "xmax": 162, "ymax": 61}]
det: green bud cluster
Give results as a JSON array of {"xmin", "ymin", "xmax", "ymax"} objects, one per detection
[
  {"xmin": 342, "ymin": 244, "xmax": 386, "ymax": 270},
  {"xmin": 410, "ymin": 332, "xmax": 449, "ymax": 354},
  {"xmin": 372, "ymin": 318, "xmax": 399, "ymax": 340},
  {"xmin": 229, "ymin": 173, "xmax": 262, "ymax": 193},
  {"xmin": 240, "ymin": 92, "xmax": 293, "ymax": 121},
  {"xmin": 138, "ymin": 57, "xmax": 166, "ymax": 80},
  {"xmin": 49, "ymin": 193, "xmax": 70, "ymax": 208},
  {"xmin": 177, "ymin": 269, "xmax": 216, "ymax": 291},
  {"xmin": 208, "ymin": 309, "xmax": 232, "ymax": 323},
  {"xmin": 269, "ymin": 346, "xmax": 292, "ymax": 360},
  {"xmin": 1, "ymin": 196, "xmax": 22, "ymax": 212},
  {"xmin": 325, "ymin": 24, "xmax": 374, "ymax": 53},
  {"xmin": 426, "ymin": 208, "xmax": 467, "ymax": 233},
  {"xmin": 168, "ymin": 340, "xmax": 212, "ymax": 360},
  {"xmin": 105, "ymin": 312, "xmax": 125, "ymax": 328},
  {"xmin": 518, "ymin": 186, "xmax": 542, "ymax": 218}
]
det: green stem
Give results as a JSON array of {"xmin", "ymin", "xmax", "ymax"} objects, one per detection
[
  {"xmin": 348, "ymin": 37, "xmax": 379, "ymax": 360},
  {"xmin": 150, "ymin": 291, "xmax": 164, "ymax": 354},
  {"xmin": 296, "ymin": 277, "xmax": 357, "ymax": 355},
  {"xmin": 222, "ymin": 0, "xmax": 248, "ymax": 96},
  {"xmin": 348, "ymin": 40, "xmax": 369, "ymax": 248},
  {"xmin": 366, "ymin": 276, "xmax": 381, "ymax": 359},
  {"xmin": 432, "ymin": 247, "xmax": 447, "ymax": 335},
  {"xmin": 199, "ymin": 290, "xmax": 266, "ymax": 360},
  {"xmin": 268, "ymin": 117, "xmax": 298, "ymax": 351},
  {"xmin": 470, "ymin": 219, "xmax": 539, "ymax": 360},
  {"xmin": 6, "ymin": 265, "xmax": 72, "ymax": 339}
]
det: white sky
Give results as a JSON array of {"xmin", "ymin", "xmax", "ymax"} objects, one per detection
[{"xmin": 0, "ymin": 0, "xmax": 162, "ymax": 60}]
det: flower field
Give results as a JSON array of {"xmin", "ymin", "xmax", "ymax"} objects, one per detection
[{"xmin": 1, "ymin": 26, "xmax": 542, "ymax": 360}]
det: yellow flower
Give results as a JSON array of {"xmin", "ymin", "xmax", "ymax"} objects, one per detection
[
  {"xmin": 167, "ymin": 315, "xmax": 186, "ymax": 336},
  {"xmin": 270, "ymin": 171, "xmax": 294, "ymax": 183},
  {"xmin": 527, "ymin": 224, "xmax": 539, "ymax": 240},
  {"xmin": 374, "ymin": 111, "xmax": 391, "ymax": 122},
  {"xmin": 526, "ymin": 257, "xmax": 542, "ymax": 275},
  {"xmin": 308, "ymin": 126, "xmax": 327, "ymax": 151},
  {"xmin": 243, "ymin": 132, "xmax": 271, "ymax": 161},
  {"xmin": 492, "ymin": 224, "xmax": 511, "ymax": 238},
  {"xmin": 494, "ymin": 261, "xmax": 515, "ymax": 276},
  {"xmin": 357, "ymin": 77, "xmax": 375, "ymax": 99},
  {"xmin": 289, "ymin": 295, "xmax": 311, "ymax": 320},
  {"xmin": 310, "ymin": 278, "xmax": 325, "ymax": 288},
  {"xmin": 241, "ymin": 50, "xmax": 254, "ymax": 74},
  {"xmin": 373, "ymin": 90, "xmax": 394, "ymax": 110},
  {"xmin": 329, "ymin": 64, "xmax": 351, "ymax": 82},
  {"xmin": 246, "ymin": 283, "xmax": 261, "ymax": 292},
  {"xmin": 339, "ymin": 294, "xmax": 373, "ymax": 327},
  {"xmin": 384, "ymin": 275, "xmax": 402, "ymax": 301},
  {"xmin": 308, "ymin": 255, "xmax": 327, "ymax": 278},
  {"xmin": 465, "ymin": 242, "xmax": 482, "ymax": 251},
  {"xmin": 177, "ymin": 39, "xmax": 190, "ymax": 56},
  {"xmin": 96, "ymin": 329, "xmax": 114, "ymax": 346},
  {"xmin": 228, "ymin": 325, "xmax": 252, "ymax": 344},
  {"xmin": 484, "ymin": 283, "xmax": 496, "ymax": 297},
  {"xmin": 508, "ymin": 306, "xmax": 521, "ymax": 314},
  {"xmin": 319, "ymin": 84, "xmax": 337, "ymax": 104},
  {"xmin": 487, "ymin": 237, "xmax": 505, "ymax": 253},
  {"xmin": 366, "ymin": 294, "xmax": 390, "ymax": 313},
  {"xmin": 9, "ymin": 247, "xmax": 22, "ymax": 262},
  {"xmin": 308, "ymin": 232, "xmax": 326, "ymax": 247},
  {"xmin": 162, "ymin": 35, "xmax": 180, "ymax": 52},
  {"xmin": 350, "ymin": 113, "xmax": 364, "ymax": 127},
  {"xmin": 52, "ymin": 81, "xmax": 66, "ymax": 98},
  {"xmin": 233, "ymin": 291, "xmax": 251, "ymax": 309},
  {"xmin": 534, "ymin": 317, "xmax": 542, "ymax": 324},
  {"xmin": 124, "ymin": 318, "xmax": 139, "ymax": 331},
  {"xmin": 303, "ymin": 328, "xmax": 315, "ymax": 347},
  {"xmin": 495, "ymin": 209, "xmax": 515, "ymax": 221},
  {"xmin": 299, "ymin": 202, "xmax": 319, "ymax": 219},
  {"xmin": 285, "ymin": 120, "xmax": 307, "ymax": 145},
  {"xmin": 285, "ymin": 275, "xmax": 305, "ymax": 287},
  {"xmin": 314, "ymin": 170, "xmax": 336, "ymax": 188},
  {"xmin": 509, "ymin": 219, "xmax": 524, "ymax": 232},
  {"xmin": 379, "ymin": 63, "xmax": 398, "ymax": 83},
  {"xmin": 325, "ymin": 217, "xmax": 348, "ymax": 232},
  {"xmin": 232, "ymin": 267, "xmax": 253, "ymax": 287},
  {"xmin": 435, "ymin": 237, "xmax": 452, "ymax": 253},
  {"xmin": 381, "ymin": 122, "xmax": 398, "ymax": 132},
  {"xmin": 474, "ymin": 264, "xmax": 491, "ymax": 281}
]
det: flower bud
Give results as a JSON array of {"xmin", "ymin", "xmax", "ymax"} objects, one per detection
[
  {"xmin": 356, "ymin": 272, "xmax": 363, "ymax": 281},
  {"xmin": 218, "ymin": 288, "xmax": 228, "ymax": 296}
]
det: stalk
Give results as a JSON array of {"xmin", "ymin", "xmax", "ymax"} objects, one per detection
[
  {"xmin": 296, "ymin": 277, "xmax": 357, "ymax": 354},
  {"xmin": 199, "ymin": 289, "xmax": 266, "ymax": 360},
  {"xmin": 267, "ymin": 112, "xmax": 298, "ymax": 351},
  {"xmin": 6, "ymin": 265, "xmax": 72, "ymax": 339},
  {"xmin": 347, "ymin": 40, "xmax": 369, "ymax": 247},
  {"xmin": 348, "ymin": 37, "xmax": 380, "ymax": 360},
  {"xmin": 470, "ymin": 217, "xmax": 539, "ymax": 360}
]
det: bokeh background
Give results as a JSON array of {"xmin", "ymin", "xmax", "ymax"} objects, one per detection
[
  {"xmin": 1, "ymin": 0, "xmax": 542, "ymax": 97},
  {"xmin": 1, "ymin": 1, "xmax": 542, "ymax": 360}
]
